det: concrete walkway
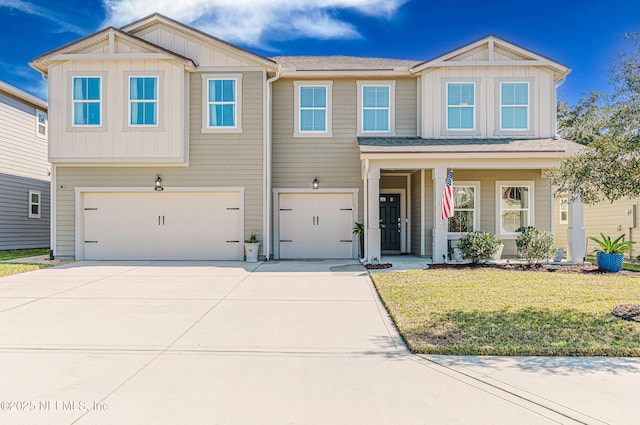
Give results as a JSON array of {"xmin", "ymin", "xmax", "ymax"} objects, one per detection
[{"xmin": 0, "ymin": 260, "xmax": 637, "ymax": 424}]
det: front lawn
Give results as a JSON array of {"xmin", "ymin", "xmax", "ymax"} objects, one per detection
[
  {"xmin": 372, "ymin": 269, "xmax": 640, "ymax": 356},
  {"xmin": 0, "ymin": 263, "xmax": 50, "ymax": 278},
  {"xmin": 0, "ymin": 248, "xmax": 50, "ymax": 261}
]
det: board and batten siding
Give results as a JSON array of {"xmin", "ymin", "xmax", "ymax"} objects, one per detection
[
  {"xmin": 0, "ymin": 91, "xmax": 50, "ymax": 249},
  {"xmin": 47, "ymin": 39, "xmax": 187, "ymax": 163},
  {"xmin": 132, "ymin": 23, "xmax": 260, "ymax": 69},
  {"xmin": 271, "ymin": 77, "xmax": 417, "ymax": 231},
  {"xmin": 53, "ymin": 70, "xmax": 265, "ymax": 258},
  {"xmin": 420, "ymin": 66, "xmax": 555, "ymax": 139}
]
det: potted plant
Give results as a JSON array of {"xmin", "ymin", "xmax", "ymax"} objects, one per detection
[
  {"xmin": 590, "ymin": 233, "xmax": 635, "ymax": 272},
  {"xmin": 353, "ymin": 223, "xmax": 364, "ymax": 259},
  {"xmin": 244, "ymin": 231, "xmax": 260, "ymax": 263}
]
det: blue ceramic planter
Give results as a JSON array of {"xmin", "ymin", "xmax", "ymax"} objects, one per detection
[{"xmin": 596, "ymin": 252, "xmax": 625, "ymax": 272}]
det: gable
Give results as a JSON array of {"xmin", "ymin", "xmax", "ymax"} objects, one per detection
[
  {"xmin": 31, "ymin": 27, "xmax": 196, "ymax": 76},
  {"xmin": 412, "ymin": 36, "xmax": 570, "ymax": 80},
  {"xmin": 123, "ymin": 15, "xmax": 277, "ymax": 70}
]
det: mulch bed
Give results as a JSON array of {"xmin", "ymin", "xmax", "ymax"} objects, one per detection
[
  {"xmin": 612, "ymin": 304, "xmax": 640, "ymax": 322},
  {"xmin": 427, "ymin": 262, "xmax": 640, "ymax": 276},
  {"xmin": 365, "ymin": 263, "xmax": 393, "ymax": 270}
]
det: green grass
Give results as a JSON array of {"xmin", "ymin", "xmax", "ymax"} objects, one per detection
[
  {"xmin": 372, "ymin": 269, "xmax": 640, "ymax": 356},
  {"xmin": 585, "ymin": 257, "xmax": 640, "ymax": 272},
  {"xmin": 0, "ymin": 263, "xmax": 51, "ymax": 278},
  {"xmin": 0, "ymin": 248, "xmax": 50, "ymax": 261}
]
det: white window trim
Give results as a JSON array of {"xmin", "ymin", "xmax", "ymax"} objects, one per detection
[
  {"xmin": 559, "ymin": 197, "xmax": 568, "ymax": 224},
  {"xmin": 28, "ymin": 189, "xmax": 41, "ymax": 219},
  {"xmin": 201, "ymin": 73, "xmax": 243, "ymax": 134},
  {"xmin": 356, "ymin": 81, "xmax": 395, "ymax": 136},
  {"xmin": 494, "ymin": 77, "xmax": 535, "ymax": 137},
  {"xmin": 499, "ymin": 81, "xmax": 529, "ymax": 131},
  {"xmin": 446, "ymin": 82, "xmax": 476, "ymax": 131},
  {"xmin": 293, "ymin": 81, "xmax": 333, "ymax": 138},
  {"xmin": 496, "ymin": 180, "xmax": 535, "ymax": 238},
  {"xmin": 71, "ymin": 76, "xmax": 102, "ymax": 127},
  {"xmin": 447, "ymin": 181, "xmax": 480, "ymax": 239},
  {"xmin": 35, "ymin": 109, "xmax": 47, "ymax": 139},
  {"xmin": 440, "ymin": 77, "xmax": 481, "ymax": 137},
  {"xmin": 128, "ymin": 76, "xmax": 159, "ymax": 128}
]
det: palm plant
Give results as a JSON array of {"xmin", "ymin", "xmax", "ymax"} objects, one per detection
[{"xmin": 590, "ymin": 233, "xmax": 635, "ymax": 254}]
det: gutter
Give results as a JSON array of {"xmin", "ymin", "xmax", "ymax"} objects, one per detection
[{"xmin": 263, "ymin": 66, "xmax": 281, "ymax": 260}]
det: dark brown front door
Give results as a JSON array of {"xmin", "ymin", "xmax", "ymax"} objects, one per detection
[{"xmin": 380, "ymin": 194, "xmax": 400, "ymax": 251}]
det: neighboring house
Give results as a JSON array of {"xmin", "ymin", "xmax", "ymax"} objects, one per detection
[
  {"xmin": 554, "ymin": 195, "xmax": 639, "ymax": 259},
  {"xmin": 30, "ymin": 13, "xmax": 586, "ymax": 262},
  {"xmin": 0, "ymin": 80, "xmax": 50, "ymax": 250}
]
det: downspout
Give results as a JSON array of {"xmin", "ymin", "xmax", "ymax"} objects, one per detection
[
  {"xmin": 363, "ymin": 159, "xmax": 369, "ymax": 261},
  {"xmin": 263, "ymin": 66, "xmax": 281, "ymax": 260},
  {"xmin": 553, "ymin": 76, "xmax": 567, "ymax": 139},
  {"xmin": 50, "ymin": 165, "xmax": 56, "ymax": 259}
]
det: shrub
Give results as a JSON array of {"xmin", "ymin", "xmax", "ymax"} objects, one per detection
[
  {"xmin": 517, "ymin": 228, "xmax": 557, "ymax": 266},
  {"xmin": 457, "ymin": 231, "xmax": 502, "ymax": 265}
]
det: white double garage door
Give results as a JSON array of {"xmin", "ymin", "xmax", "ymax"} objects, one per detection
[{"xmin": 78, "ymin": 190, "xmax": 356, "ymax": 260}]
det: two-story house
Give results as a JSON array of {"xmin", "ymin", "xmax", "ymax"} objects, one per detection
[
  {"xmin": 0, "ymin": 80, "xmax": 50, "ymax": 250},
  {"xmin": 31, "ymin": 13, "xmax": 586, "ymax": 263}
]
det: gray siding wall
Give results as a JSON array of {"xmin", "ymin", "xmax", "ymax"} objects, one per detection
[
  {"xmin": 0, "ymin": 92, "xmax": 50, "ymax": 249},
  {"xmin": 410, "ymin": 171, "xmax": 421, "ymax": 255},
  {"xmin": 54, "ymin": 71, "xmax": 265, "ymax": 258}
]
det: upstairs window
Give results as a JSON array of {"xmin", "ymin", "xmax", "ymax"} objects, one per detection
[
  {"xmin": 72, "ymin": 77, "xmax": 101, "ymax": 126},
  {"xmin": 36, "ymin": 110, "xmax": 47, "ymax": 138},
  {"xmin": 299, "ymin": 86, "xmax": 327, "ymax": 132},
  {"xmin": 207, "ymin": 78, "xmax": 236, "ymax": 128},
  {"xmin": 129, "ymin": 77, "xmax": 158, "ymax": 126},
  {"xmin": 362, "ymin": 85, "xmax": 390, "ymax": 132},
  {"xmin": 500, "ymin": 82, "xmax": 529, "ymax": 130},
  {"xmin": 447, "ymin": 83, "xmax": 475, "ymax": 130},
  {"xmin": 28, "ymin": 190, "xmax": 41, "ymax": 219}
]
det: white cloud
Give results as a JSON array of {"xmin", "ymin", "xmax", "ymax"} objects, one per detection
[
  {"xmin": 0, "ymin": 0, "xmax": 86, "ymax": 34},
  {"xmin": 102, "ymin": 0, "xmax": 408, "ymax": 47}
]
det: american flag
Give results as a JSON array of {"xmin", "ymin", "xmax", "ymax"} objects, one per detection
[{"xmin": 441, "ymin": 169, "xmax": 454, "ymax": 221}]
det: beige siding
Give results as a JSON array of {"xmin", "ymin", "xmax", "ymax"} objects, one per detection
[
  {"xmin": 134, "ymin": 23, "xmax": 259, "ymax": 68},
  {"xmin": 554, "ymin": 197, "xmax": 640, "ymax": 258},
  {"xmin": 54, "ymin": 71, "xmax": 265, "ymax": 258},
  {"xmin": 271, "ymin": 77, "xmax": 417, "ymax": 238},
  {"xmin": 421, "ymin": 66, "xmax": 555, "ymax": 139},
  {"xmin": 451, "ymin": 169, "xmax": 551, "ymax": 256},
  {"xmin": 48, "ymin": 46, "xmax": 187, "ymax": 163}
]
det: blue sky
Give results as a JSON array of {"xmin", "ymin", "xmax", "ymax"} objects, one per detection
[{"xmin": 0, "ymin": 0, "xmax": 638, "ymax": 104}]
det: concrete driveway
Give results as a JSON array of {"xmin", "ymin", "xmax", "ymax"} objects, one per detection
[{"xmin": 0, "ymin": 260, "xmax": 637, "ymax": 425}]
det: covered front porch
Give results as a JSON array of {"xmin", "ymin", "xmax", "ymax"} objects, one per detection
[{"xmin": 359, "ymin": 138, "xmax": 586, "ymax": 264}]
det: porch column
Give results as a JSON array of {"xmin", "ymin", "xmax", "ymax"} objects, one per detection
[
  {"xmin": 432, "ymin": 167, "xmax": 448, "ymax": 263},
  {"xmin": 366, "ymin": 166, "xmax": 381, "ymax": 262},
  {"xmin": 567, "ymin": 195, "xmax": 586, "ymax": 263}
]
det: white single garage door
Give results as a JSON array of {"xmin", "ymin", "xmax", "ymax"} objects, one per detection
[
  {"xmin": 82, "ymin": 191, "xmax": 242, "ymax": 260},
  {"xmin": 279, "ymin": 193, "xmax": 354, "ymax": 259}
]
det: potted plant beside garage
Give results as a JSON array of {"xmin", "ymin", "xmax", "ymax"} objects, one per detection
[
  {"xmin": 590, "ymin": 233, "xmax": 635, "ymax": 272},
  {"xmin": 244, "ymin": 231, "xmax": 260, "ymax": 263}
]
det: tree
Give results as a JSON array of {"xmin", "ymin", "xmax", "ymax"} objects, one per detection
[{"xmin": 548, "ymin": 33, "xmax": 640, "ymax": 204}]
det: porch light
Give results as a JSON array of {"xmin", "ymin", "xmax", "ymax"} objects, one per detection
[
  {"xmin": 312, "ymin": 177, "xmax": 319, "ymax": 189},
  {"xmin": 155, "ymin": 175, "xmax": 164, "ymax": 191}
]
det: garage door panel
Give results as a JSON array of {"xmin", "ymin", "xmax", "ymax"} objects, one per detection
[
  {"xmin": 279, "ymin": 193, "xmax": 354, "ymax": 259},
  {"xmin": 83, "ymin": 192, "xmax": 241, "ymax": 261}
]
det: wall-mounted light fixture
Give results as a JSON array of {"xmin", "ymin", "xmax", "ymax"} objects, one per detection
[
  {"xmin": 312, "ymin": 176, "xmax": 319, "ymax": 189},
  {"xmin": 155, "ymin": 175, "xmax": 164, "ymax": 191}
]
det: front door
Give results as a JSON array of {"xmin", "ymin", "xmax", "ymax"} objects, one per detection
[{"xmin": 380, "ymin": 194, "xmax": 401, "ymax": 251}]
